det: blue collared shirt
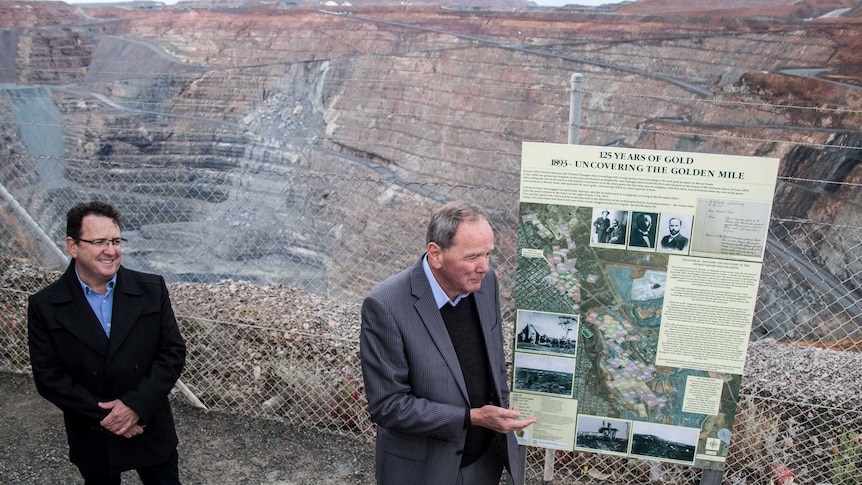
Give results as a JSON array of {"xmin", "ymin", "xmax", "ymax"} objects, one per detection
[
  {"xmin": 422, "ymin": 254, "xmax": 469, "ymax": 309},
  {"xmin": 75, "ymin": 269, "xmax": 117, "ymax": 338}
]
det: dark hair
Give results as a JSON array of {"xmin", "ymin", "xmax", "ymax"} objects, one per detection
[
  {"xmin": 66, "ymin": 201, "xmax": 121, "ymax": 239},
  {"xmin": 426, "ymin": 201, "xmax": 488, "ymax": 250},
  {"xmin": 636, "ymin": 213, "xmax": 651, "ymax": 227}
]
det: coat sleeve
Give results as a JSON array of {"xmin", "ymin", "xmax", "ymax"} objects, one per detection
[{"xmin": 360, "ymin": 294, "xmax": 465, "ymax": 438}]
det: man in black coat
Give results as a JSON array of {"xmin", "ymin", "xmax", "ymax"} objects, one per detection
[
  {"xmin": 28, "ymin": 201, "xmax": 186, "ymax": 485},
  {"xmin": 593, "ymin": 210, "xmax": 611, "ymax": 243}
]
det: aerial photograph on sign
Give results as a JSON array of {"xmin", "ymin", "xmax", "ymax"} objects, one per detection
[{"xmin": 515, "ymin": 200, "xmax": 742, "ymax": 468}]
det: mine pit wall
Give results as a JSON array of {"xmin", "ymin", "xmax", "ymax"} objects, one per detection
[{"xmin": 1, "ymin": 3, "xmax": 860, "ymax": 336}]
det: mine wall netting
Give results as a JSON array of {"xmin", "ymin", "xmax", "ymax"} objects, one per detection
[{"xmin": 1, "ymin": 169, "xmax": 860, "ymax": 485}]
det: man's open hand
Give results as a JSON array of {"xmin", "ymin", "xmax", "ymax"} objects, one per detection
[{"xmin": 470, "ymin": 405, "xmax": 537, "ymax": 433}]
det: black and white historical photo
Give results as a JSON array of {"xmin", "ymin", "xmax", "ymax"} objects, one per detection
[
  {"xmin": 592, "ymin": 208, "xmax": 628, "ymax": 246},
  {"xmin": 628, "ymin": 211, "xmax": 659, "ymax": 250},
  {"xmin": 516, "ymin": 309, "xmax": 579, "ymax": 356},
  {"xmin": 658, "ymin": 214, "xmax": 692, "ymax": 253},
  {"xmin": 630, "ymin": 422, "xmax": 699, "ymax": 464},
  {"xmin": 513, "ymin": 353, "xmax": 575, "ymax": 397},
  {"xmin": 575, "ymin": 415, "xmax": 631, "ymax": 455}
]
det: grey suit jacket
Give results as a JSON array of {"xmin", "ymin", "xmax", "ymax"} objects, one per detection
[{"xmin": 360, "ymin": 256, "xmax": 521, "ymax": 485}]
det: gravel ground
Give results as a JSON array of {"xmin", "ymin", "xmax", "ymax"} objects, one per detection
[
  {"xmin": 4, "ymin": 257, "xmax": 861, "ymax": 484},
  {"xmin": 0, "ymin": 372, "xmax": 375, "ymax": 484},
  {"xmin": 742, "ymin": 338, "xmax": 862, "ymax": 408}
]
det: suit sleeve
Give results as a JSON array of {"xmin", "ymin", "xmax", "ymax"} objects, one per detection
[
  {"xmin": 489, "ymin": 274, "xmax": 510, "ymax": 408},
  {"xmin": 28, "ymin": 298, "xmax": 105, "ymax": 421},
  {"xmin": 120, "ymin": 276, "xmax": 186, "ymax": 423},
  {"xmin": 360, "ymin": 295, "xmax": 465, "ymax": 437}
]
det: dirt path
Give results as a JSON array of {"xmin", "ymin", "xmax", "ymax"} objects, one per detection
[{"xmin": 0, "ymin": 372, "xmax": 375, "ymax": 484}]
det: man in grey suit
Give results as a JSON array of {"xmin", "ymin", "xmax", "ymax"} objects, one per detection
[{"xmin": 360, "ymin": 201, "xmax": 537, "ymax": 485}]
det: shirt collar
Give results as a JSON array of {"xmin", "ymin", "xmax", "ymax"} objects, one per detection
[
  {"xmin": 74, "ymin": 266, "xmax": 117, "ymax": 296},
  {"xmin": 422, "ymin": 254, "xmax": 468, "ymax": 309}
]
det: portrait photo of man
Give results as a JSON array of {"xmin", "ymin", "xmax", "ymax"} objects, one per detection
[
  {"xmin": 592, "ymin": 209, "xmax": 611, "ymax": 244},
  {"xmin": 658, "ymin": 214, "xmax": 692, "ymax": 252},
  {"xmin": 628, "ymin": 211, "xmax": 658, "ymax": 249},
  {"xmin": 592, "ymin": 209, "xmax": 628, "ymax": 246},
  {"xmin": 607, "ymin": 216, "xmax": 628, "ymax": 246}
]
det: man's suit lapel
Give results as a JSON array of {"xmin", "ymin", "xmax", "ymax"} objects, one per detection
[
  {"xmin": 106, "ymin": 267, "xmax": 145, "ymax": 361},
  {"xmin": 51, "ymin": 263, "xmax": 109, "ymax": 356},
  {"xmin": 409, "ymin": 262, "xmax": 471, "ymax": 404},
  {"xmin": 473, "ymin": 276, "xmax": 506, "ymax": 403}
]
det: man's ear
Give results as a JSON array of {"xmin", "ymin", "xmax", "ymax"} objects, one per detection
[
  {"xmin": 427, "ymin": 242, "xmax": 443, "ymax": 269},
  {"xmin": 66, "ymin": 237, "xmax": 78, "ymax": 259}
]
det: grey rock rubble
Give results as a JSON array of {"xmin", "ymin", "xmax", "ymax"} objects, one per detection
[{"xmin": 742, "ymin": 338, "xmax": 862, "ymax": 409}]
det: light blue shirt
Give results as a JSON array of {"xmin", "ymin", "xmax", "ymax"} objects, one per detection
[
  {"xmin": 75, "ymin": 268, "xmax": 117, "ymax": 338},
  {"xmin": 422, "ymin": 254, "xmax": 469, "ymax": 309}
]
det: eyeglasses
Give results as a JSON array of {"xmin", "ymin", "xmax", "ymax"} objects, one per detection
[{"xmin": 74, "ymin": 237, "xmax": 127, "ymax": 248}]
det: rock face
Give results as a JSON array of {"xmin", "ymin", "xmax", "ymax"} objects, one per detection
[{"xmin": 0, "ymin": 0, "xmax": 860, "ymax": 341}]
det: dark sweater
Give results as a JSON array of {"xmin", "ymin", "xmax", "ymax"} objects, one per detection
[{"xmin": 439, "ymin": 293, "xmax": 493, "ymax": 467}]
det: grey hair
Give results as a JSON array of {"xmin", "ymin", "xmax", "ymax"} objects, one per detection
[{"xmin": 426, "ymin": 201, "xmax": 488, "ymax": 250}]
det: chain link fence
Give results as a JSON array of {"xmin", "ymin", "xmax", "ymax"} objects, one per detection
[
  {"xmin": 2, "ymin": 159, "xmax": 861, "ymax": 484},
  {"xmin": 2, "ymin": 3, "xmax": 860, "ymax": 482}
]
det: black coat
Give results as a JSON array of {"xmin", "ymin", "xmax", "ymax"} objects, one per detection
[{"xmin": 28, "ymin": 261, "xmax": 186, "ymax": 474}]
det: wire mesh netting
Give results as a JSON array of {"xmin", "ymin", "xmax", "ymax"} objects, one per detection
[
  {"xmin": 2, "ymin": 4, "xmax": 861, "ymax": 480},
  {"xmin": 2, "ymin": 163, "xmax": 860, "ymax": 484}
]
